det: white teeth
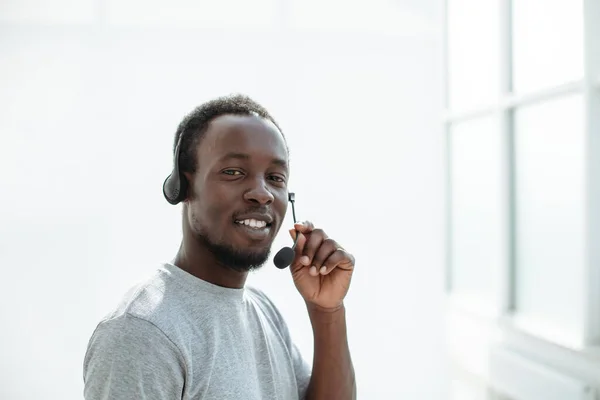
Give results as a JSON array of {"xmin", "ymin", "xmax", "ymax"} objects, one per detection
[{"xmin": 236, "ymin": 219, "xmax": 268, "ymax": 228}]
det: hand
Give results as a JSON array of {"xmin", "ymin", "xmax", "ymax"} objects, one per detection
[{"xmin": 288, "ymin": 221, "xmax": 355, "ymax": 311}]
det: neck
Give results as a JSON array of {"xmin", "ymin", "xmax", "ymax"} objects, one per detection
[{"xmin": 174, "ymin": 226, "xmax": 249, "ymax": 290}]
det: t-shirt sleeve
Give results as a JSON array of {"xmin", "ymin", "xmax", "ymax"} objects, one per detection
[{"xmin": 83, "ymin": 314, "xmax": 185, "ymax": 400}]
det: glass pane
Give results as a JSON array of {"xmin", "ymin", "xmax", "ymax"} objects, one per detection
[
  {"xmin": 514, "ymin": 94, "xmax": 585, "ymax": 339},
  {"xmin": 512, "ymin": 0, "xmax": 584, "ymax": 93},
  {"xmin": 447, "ymin": 0, "xmax": 502, "ymax": 111},
  {"xmin": 450, "ymin": 116, "xmax": 506, "ymax": 307}
]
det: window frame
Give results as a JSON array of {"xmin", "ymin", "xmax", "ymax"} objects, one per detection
[{"xmin": 444, "ymin": 0, "xmax": 600, "ymax": 351}]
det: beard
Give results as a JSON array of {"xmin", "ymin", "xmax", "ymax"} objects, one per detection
[{"xmin": 194, "ymin": 227, "xmax": 272, "ymax": 273}]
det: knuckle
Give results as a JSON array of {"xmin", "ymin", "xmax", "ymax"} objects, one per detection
[
  {"xmin": 348, "ymin": 253, "xmax": 356, "ymax": 265},
  {"xmin": 324, "ymin": 238, "xmax": 337, "ymax": 248},
  {"xmin": 312, "ymin": 228, "xmax": 325, "ymax": 237}
]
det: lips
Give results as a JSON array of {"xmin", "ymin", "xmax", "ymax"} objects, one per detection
[
  {"xmin": 233, "ymin": 213, "xmax": 274, "ymax": 241},
  {"xmin": 233, "ymin": 212, "xmax": 273, "ymax": 226},
  {"xmin": 235, "ymin": 218, "xmax": 270, "ymax": 229},
  {"xmin": 233, "ymin": 221, "xmax": 272, "ymax": 241}
]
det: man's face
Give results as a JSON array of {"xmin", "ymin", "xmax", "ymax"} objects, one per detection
[{"xmin": 184, "ymin": 114, "xmax": 289, "ymax": 272}]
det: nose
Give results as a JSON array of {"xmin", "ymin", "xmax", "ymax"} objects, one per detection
[{"xmin": 243, "ymin": 180, "xmax": 275, "ymax": 206}]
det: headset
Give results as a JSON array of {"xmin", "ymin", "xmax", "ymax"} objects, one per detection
[{"xmin": 163, "ymin": 133, "xmax": 187, "ymax": 205}]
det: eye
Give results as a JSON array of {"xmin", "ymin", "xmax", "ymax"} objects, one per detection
[
  {"xmin": 222, "ymin": 169, "xmax": 243, "ymax": 176},
  {"xmin": 268, "ymin": 174, "xmax": 286, "ymax": 183}
]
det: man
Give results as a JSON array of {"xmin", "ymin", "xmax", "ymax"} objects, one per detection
[{"xmin": 83, "ymin": 94, "xmax": 356, "ymax": 399}]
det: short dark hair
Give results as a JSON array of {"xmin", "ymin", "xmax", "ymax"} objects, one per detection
[{"xmin": 173, "ymin": 93, "xmax": 285, "ymax": 175}]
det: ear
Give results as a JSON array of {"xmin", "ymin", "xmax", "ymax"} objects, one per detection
[{"xmin": 182, "ymin": 171, "xmax": 193, "ymax": 201}]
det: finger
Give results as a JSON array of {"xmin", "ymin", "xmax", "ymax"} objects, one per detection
[
  {"xmin": 290, "ymin": 232, "xmax": 310, "ymax": 269},
  {"xmin": 320, "ymin": 249, "xmax": 355, "ymax": 275},
  {"xmin": 311, "ymin": 238, "xmax": 339, "ymax": 274},
  {"xmin": 294, "ymin": 220, "xmax": 315, "ymax": 234},
  {"xmin": 302, "ymin": 228, "xmax": 328, "ymax": 267},
  {"xmin": 289, "ymin": 229, "xmax": 310, "ymax": 267}
]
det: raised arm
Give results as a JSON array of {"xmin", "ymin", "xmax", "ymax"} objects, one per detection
[
  {"xmin": 305, "ymin": 303, "xmax": 356, "ymax": 400},
  {"xmin": 288, "ymin": 222, "xmax": 357, "ymax": 400}
]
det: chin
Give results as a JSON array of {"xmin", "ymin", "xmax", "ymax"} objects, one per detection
[
  {"xmin": 210, "ymin": 240, "xmax": 272, "ymax": 272},
  {"xmin": 196, "ymin": 225, "xmax": 276, "ymax": 271},
  {"xmin": 226, "ymin": 252, "xmax": 271, "ymax": 272}
]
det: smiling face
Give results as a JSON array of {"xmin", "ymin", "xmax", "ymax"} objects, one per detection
[{"xmin": 183, "ymin": 114, "xmax": 290, "ymax": 272}]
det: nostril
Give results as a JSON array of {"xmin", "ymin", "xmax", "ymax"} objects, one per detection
[{"xmin": 243, "ymin": 187, "xmax": 275, "ymax": 206}]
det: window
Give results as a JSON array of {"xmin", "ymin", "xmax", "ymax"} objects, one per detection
[
  {"xmin": 512, "ymin": 0, "xmax": 585, "ymax": 94},
  {"xmin": 513, "ymin": 94, "xmax": 586, "ymax": 343},
  {"xmin": 444, "ymin": 0, "xmax": 600, "ymax": 397},
  {"xmin": 447, "ymin": 0, "xmax": 501, "ymax": 111},
  {"xmin": 449, "ymin": 116, "xmax": 507, "ymax": 312}
]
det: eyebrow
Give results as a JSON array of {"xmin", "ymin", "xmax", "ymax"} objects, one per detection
[{"xmin": 219, "ymin": 152, "xmax": 288, "ymax": 169}]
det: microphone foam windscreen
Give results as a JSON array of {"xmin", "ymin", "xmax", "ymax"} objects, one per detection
[{"xmin": 273, "ymin": 247, "xmax": 295, "ymax": 269}]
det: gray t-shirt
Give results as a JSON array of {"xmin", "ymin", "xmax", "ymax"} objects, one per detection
[{"xmin": 83, "ymin": 263, "xmax": 312, "ymax": 400}]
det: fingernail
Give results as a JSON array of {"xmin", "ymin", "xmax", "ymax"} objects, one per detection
[
  {"xmin": 310, "ymin": 266, "xmax": 318, "ymax": 276},
  {"xmin": 301, "ymin": 256, "xmax": 310, "ymax": 266},
  {"xmin": 320, "ymin": 266, "xmax": 327, "ymax": 275}
]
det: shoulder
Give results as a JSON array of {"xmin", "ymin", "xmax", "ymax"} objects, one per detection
[
  {"xmin": 84, "ymin": 267, "xmax": 188, "ymax": 374},
  {"xmin": 97, "ymin": 265, "xmax": 184, "ymax": 327},
  {"xmin": 86, "ymin": 312, "xmax": 178, "ymax": 354},
  {"xmin": 87, "ymin": 265, "xmax": 189, "ymax": 353}
]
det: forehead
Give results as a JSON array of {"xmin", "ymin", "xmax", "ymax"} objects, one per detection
[{"xmin": 197, "ymin": 114, "xmax": 288, "ymax": 166}]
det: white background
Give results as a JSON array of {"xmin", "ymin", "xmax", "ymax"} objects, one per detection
[{"xmin": 0, "ymin": 1, "xmax": 447, "ymax": 399}]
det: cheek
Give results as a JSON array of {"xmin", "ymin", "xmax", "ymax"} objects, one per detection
[
  {"xmin": 275, "ymin": 193, "xmax": 289, "ymax": 224},
  {"xmin": 190, "ymin": 187, "xmax": 234, "ymax": 229}
]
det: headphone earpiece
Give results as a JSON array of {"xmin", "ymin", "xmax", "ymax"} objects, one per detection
[
  {"xmin": 162, "ymin": 170, "xmax": 187, "ymax": 205},
  {"xmin": 163, "ymin": 134, "xmax": 187, "ymax": 205}
]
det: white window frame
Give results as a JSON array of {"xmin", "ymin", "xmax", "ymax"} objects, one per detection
[
  {"xmin": 444, "ymin": 0, "xmax": 600, "ymax": 397},
  {"xmin": 583, "ymin": 0, "xmax": 600, "ymax": 347}
]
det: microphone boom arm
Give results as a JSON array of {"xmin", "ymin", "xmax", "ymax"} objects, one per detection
[{"xmin": 273, "ymin": 192, "xmax": 298, "ymax": 269}]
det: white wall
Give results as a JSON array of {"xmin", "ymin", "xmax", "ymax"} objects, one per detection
[{"xmin": 0, "ymin": 3, "xmax": 446, "ymax": 398}]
